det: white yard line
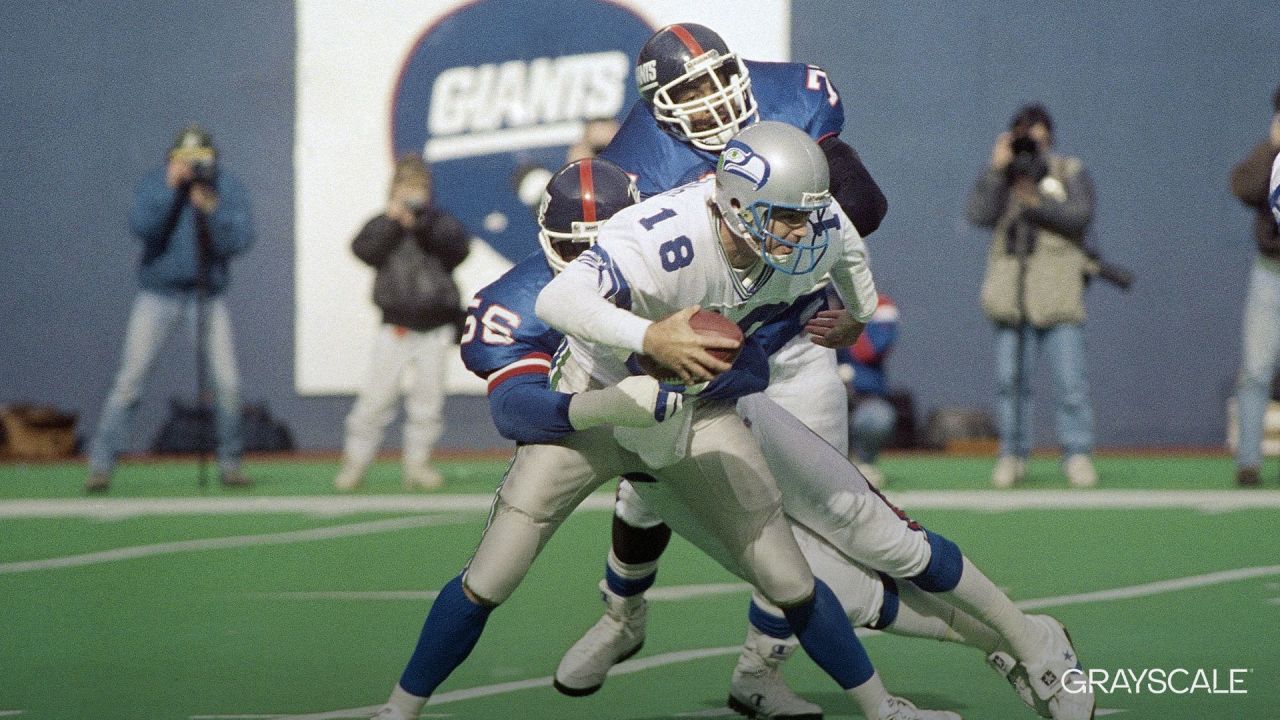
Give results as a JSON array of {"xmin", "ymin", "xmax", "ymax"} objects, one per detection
[
  {"xmin": 0, "ymin": 494, "xmax": 611, "ymax": 519},
  {"xmin": 1014, "ymin": 564, "xmax": 1280, "ymax": 610},
  {"xmin": 4, "ymin": 489, "xmax": 1280, "ymax": 520},
  {"xmin": 0, "ymin": 515, "xmax": 477, "ymax": 575},
  {"xmin": 233, "ymin": 563, "xmax": 1277, "ymax": 719},
  {"xmin": 647, "ymin": 582, "xmax": 751, "ymax": 601}
]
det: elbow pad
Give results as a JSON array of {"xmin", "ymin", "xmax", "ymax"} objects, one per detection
[{"xmin": 821, "ymin": 136, "xmax": 887, "ymax": 237}]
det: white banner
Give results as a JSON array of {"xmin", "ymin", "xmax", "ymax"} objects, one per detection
[{"xmin": 294, "ymin": 0, "xmax": 789, "ymax": 395}]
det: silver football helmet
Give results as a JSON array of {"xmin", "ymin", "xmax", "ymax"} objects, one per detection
[{"xmin": 714, "ymin": 121, "xmax": 832, "ymax": 275}]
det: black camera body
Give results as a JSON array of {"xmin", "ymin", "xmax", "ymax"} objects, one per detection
[
  {"xmin": 1005, "ymin": 135, "xmax": 1048, "ymax": 183},
  {"xmin": 190, "ymin": 157, "xmax": 219, "ymax": 185}
]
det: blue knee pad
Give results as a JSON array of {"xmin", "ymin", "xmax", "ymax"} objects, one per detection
[{"xmin": 909, "ymin": 531, "xmax": 964, "ymax": 593}]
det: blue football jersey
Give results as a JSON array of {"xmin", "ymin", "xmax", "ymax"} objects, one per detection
[
  {"xmin": 599, "ymin": 60, "xmax": 845, "ymax": 197},
  {"xmin": 460, "ymin": 252, "xmax": 563, "ymax": 388}
]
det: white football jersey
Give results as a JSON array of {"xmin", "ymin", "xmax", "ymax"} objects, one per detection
[{"xmin": 543, "ymin": 177, "xmax": 877, "ymax": 391}]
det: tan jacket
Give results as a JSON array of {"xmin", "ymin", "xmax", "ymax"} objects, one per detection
[{"xmin": 967, "ymin": 155, "xmax": 1095, "ymax": 327}]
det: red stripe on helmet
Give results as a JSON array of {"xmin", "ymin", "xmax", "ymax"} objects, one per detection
[
  {"xmin": 668, "ymin": 24, "xmax": 705, "ymax": 56},
  {"xmin": 578, "ymin": 160, "xmax": 597, "ymax": 222}
]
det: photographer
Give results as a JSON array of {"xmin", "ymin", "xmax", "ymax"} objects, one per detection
[
  {"xmin": 966, "ymin": 103, "xmax": 1098, "ymax": 489},
  {"xmin": 86, "ymin": 124, "xmax": 255, "ymax": 492},
  {"xmin": 334, "ymin": 154, "xmax": 469, "ymax": 492},
  {"xmin": 1227, "ymin": 84, "xmax": 1280, "ymax": 487}
]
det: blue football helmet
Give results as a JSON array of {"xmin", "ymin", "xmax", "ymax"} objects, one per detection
[
  {"xmin": 635, "ymin": 23, "xmax": 757, "ymax": 152},
  {"xmin": 714, "ymin": 121, "xmax": 833, "ymax": 275},
  {"xmin": 537, "ymin": 158, "xmax": 639, "ymax": 273}
]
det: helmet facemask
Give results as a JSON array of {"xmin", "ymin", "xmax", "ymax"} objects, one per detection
[
  {"xmin": 650, "ymin": 51, "xmax": 757, "ymax": 152},
  {"xmin": 537, "ymin": 219, "xmax": 601, "ymax": 274},
  {"xmin": 720, "ymin": 192, "xmax": 832, "ymax": 275},
  {"xmin": 536, "ymin": 158, "xmax": 638, "ymax": 273}
]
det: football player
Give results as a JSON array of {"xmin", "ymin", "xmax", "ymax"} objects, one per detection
[
  {"xmin": 563, "ymin": 22, "xmax": 888, "ymax": 717},
  {"xmin": 368, "ymin": 160, "xmax": 684, "ymax": 720},
  {"xmin": 539, "ymin": 124, "xmax": 1092, "ymax": 720}
]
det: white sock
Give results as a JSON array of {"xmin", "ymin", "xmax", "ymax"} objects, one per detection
[
  {"xmin": 893, "ymin": 583, "xmax": 1004, "ymax": 653},
  {"xmin": 845, "ymin": 670, "xmax": 891, "ymax": 717},
  {"xmin": 606, "ymin": 549, "xmax": 659, "ymax": 584},
  {"xmin": 942, "ymin": 557, "xmax": 1046, "ymax": 660},
  {"xmin": 385, "ymin": 684, "xmax": 427, "ymax": 717}
]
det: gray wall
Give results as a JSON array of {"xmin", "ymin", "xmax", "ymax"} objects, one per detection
[{"xmin": 1, "ymin": 2, "xmax": 1275, "ymax": 451}]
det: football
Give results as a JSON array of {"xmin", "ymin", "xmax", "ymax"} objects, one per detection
[
  {"xmin": 637, "ymin": 310, "xmax": 743, "ymax": 379},
  {"xmin": 688, "ymin": 309, "xmax": 743, "ymax": 363}
]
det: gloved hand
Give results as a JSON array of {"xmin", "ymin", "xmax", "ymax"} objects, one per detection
[{"xmin": 568, "ymin": 375, "xmax": 684, "ymax": 430}]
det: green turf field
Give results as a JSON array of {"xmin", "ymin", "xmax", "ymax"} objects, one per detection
[{"xmin": 1, "ymin": 454, "xmax": 1277, "ymax": 719}]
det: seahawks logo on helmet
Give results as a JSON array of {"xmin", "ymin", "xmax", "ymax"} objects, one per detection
[{"xmin": 719, "ymin": 141, "xmax": 770, "ymax": 190}]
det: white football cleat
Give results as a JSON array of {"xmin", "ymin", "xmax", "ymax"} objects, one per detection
[
  {"xmin": 727, "ymin": 626, "xmax": 822, "ymax": 719},
  {"xmin": 333, "ymin": 461, "xmax": 365, "ymax": 492},
  {"xmin": 992, "ymin": 456, "xmax": 1026, "ymax": 488},
  {"xmin": 876, "ymin": 696, "xmax": 962, "ymax": 720},
  {"xmin": 553, "ymin": 580, "xmax": 646, "ymax": 696},
  {"xmin": 403, "ymin": 465, "xmax": 444, "ymax": 491},
  {"xmin": 369, "ymin": 684, "xmax": 426, "ymax": 720},
  {"xmin": 987, "ymin": 650, "xmax": 1052, "ymax": 718},
  {"xmin": 1063, "ymin": 455, "xmax": 1097, "ymax": 488},
  {"xmin": 1022, "ymin": 615, "xmax": 1095, "ymax": 720}
]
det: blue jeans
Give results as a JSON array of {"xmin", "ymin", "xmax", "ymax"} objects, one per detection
[
  {"xmin": 89, "ymin": 290, "xmax": 243, "ymax": 474},
  {"xmin": 1235, "ymin": 262, "xmax": 1280, "ymax": 469},
  {"xmin": 994, "ymin": 322, "xmax": 1094, "ymax": 458},
  {"xmin": 850, "ymin": 395, "xmax": 896, "ymax": 464}
]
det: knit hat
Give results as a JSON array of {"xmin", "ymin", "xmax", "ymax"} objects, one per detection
[
  {"xmin": 1009, "ymin": 103, "xmax": 1054, "ymax": 136},
  {"xmin": 170, "ymin": 123, "xmax": 215, "ymax": 161}
]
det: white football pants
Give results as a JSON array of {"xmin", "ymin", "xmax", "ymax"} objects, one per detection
[{"xmin": 464, "ymin": 401, "xmax": 816, "ymax": 609}]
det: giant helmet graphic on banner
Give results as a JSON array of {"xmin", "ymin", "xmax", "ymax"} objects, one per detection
[{"xmin": 390, "ymin": 0, "xmax": 652, "ymax": 264}]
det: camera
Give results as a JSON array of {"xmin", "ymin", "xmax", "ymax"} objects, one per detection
[
  {"xmin": 190, "ymin": 157, "xmax": 219, "ymax": 185},
  {"xmin": 1005, "ymin": 135, "xmax": 1048, "ymax": 183}
]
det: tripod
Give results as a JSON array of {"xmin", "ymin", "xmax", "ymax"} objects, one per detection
[
  {"xmin": 1007, "ymin": 219, "xmax": 1033, "ymax": 468},
  {"xmin": 194, "ymin": 204, "xmax": 213, "ymax": 489}
]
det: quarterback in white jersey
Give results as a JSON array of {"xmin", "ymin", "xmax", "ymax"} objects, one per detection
[{"xmin": 538, "ymin": 123, "xmax": 974, "ymax": 720}]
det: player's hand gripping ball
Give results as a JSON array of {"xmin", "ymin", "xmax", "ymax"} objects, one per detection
[{"xmin": 637, "ymin": 309, "xmax": 743, "ymax": 380}]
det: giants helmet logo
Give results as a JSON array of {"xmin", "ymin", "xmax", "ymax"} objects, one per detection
[{"xmin": 390, "ymin": 0, "xmax": 653, "ymax": 262}]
